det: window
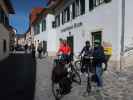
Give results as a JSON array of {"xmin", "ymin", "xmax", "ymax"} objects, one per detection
[
  {"xmin": 0, "ymin": 9, "xmax": 9, "ymax": 26},
  {"xmin": 34, "ymin": 23, "xmax": 40, "ymax": 35},
  {"xmin": 42, "ymin": 20, "xmax": 46, "ymax": 32},
  {"xmin": 55, "ymin": 14, "xmax": 60, "ymax": 27},
  {"xmin": 64, "ymin": 8, "xmax": 67, "ymax": 23},
  {"xmin": 89, "ymin": 0, "xmax": 111, "ymax": 11},
  {"xmin": 72, "ymin": 2, "xmax": 76, "ymax": 19},
  {"xmin": 37, "ymin": 23, "xmax": 40, "ymax": 34},
  {"xmin": 66, "ymin": 7, "xmax": 70, "ymax": 22},
  {"xmin": 89, "ymin": 0, "xmax": 94, "ymax": 11},
  {"xmin": 64, "ymin": 7, "xmax": 70, "ymax": 23},
  {"xmin": 80, "ymin": 0, "xmax": 85, "ymax": 15},
  {"xmin": 58, "ymin": 14, "xmax": 60, "ymax": 26},
  {"xmin": 3, "ymin": 40, "xmax": 7, "ymax": 53},
  {"xmin": 62, "ymin": 11, "xmax": 64, "ymax": 25},
  {"xmin": 52, "ymin": 21, "xmax": 56, "ymax": 28}
]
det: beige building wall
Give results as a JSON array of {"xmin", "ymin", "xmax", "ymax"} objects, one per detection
[
  {"xmin": 0, "ymin": 24, "xmax": 10, "ymax": 61},
  {"xmin": 0, "ymin": 0, "xmax": 14, "ymax": 61}
]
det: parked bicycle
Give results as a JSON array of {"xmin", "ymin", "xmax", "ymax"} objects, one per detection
[{"xmin": 51, "ymin": 55, "xmax": 81, "ymax": 100}]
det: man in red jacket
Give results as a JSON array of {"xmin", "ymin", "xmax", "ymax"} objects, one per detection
[{"xmin": 58, "ymin": 40, "xmax": 72, "ymax": 62}]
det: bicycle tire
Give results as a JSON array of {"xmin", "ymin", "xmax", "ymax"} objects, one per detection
[
  {"xmin": 74, "ymin": 60, "xmax": 82, "ymax": 72},
  {"xmin": 71, "ymin": 64, "xmax": 81, "ymax": 85}
]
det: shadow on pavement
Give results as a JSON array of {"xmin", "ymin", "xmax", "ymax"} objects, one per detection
[{"xmin": 0, "ymin": 53, "xmax": 36, "ymax": 100}]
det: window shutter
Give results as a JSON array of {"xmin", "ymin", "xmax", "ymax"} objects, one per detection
[
  {"xmin": 72, "ymin": 2, "xmax": 75, "ymax": 19},
  {"xmin": 80, "ymin": 0, "xmax": 85, "ymax": 15},
  {"xmin": 104, "ymin": 0, "xmax": 111, "ymax": 3},
  {"xmin": 89, "ymin": 0, "xmax": 94, "ymax": 11}
]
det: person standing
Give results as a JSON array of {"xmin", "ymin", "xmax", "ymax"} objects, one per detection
[
  {"xmin": 37, "ymin": 43, "xmax": 43, "ymax": 59},
  {"xmin": 79, "ymin": 41, "xmax": 92, "ymax": 92},
  {"xmin": 24, "ymin": 44, "xmax": 28, "ymax": 53},
  {"xmin": 93, "ymin": 40, "xmax": 105, "ymax": 89},
  {"xmin": 79, "ymin": 41, "xmax": 92, "ymax": 74},
  {"xmin": 31, "ymin": 44, "xmax": 36, "ymax": 59}
]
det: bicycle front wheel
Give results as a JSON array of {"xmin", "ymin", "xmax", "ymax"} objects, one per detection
[
  {"xmin": 74, "ymin": 60, "xmax": 82, "ymax": 73},
  {"xmin": 71, "ymin": 64, "xmax": 81, "ymax": 85}
]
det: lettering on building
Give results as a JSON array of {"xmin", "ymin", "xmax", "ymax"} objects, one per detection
[{"xmin": 61, "ymin": 22, "xmax": 83, "ymax": 32}]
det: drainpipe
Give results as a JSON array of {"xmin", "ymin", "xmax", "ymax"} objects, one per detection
[{"xmin": 120, "ymin": 0, "xmax": 125, "ymax": 71}]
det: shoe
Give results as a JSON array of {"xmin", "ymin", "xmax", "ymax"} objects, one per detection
[{"xmin": 96, "ymin": 87, "xmax": 103, "ymax": 92}]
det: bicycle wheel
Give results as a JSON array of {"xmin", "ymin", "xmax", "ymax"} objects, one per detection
[
  {"xmin": 44, "ymin": 51, "xmax": 48, "ymax": 58},
  {"xmin": 71, "ymin": 64, "xmax": 81, "ymax": 85},
  {"xmin": 74, "ymin": 60, "xmax": 82, "ymax": 72},
  {"xmin": 52, "ymin": 82, "xmax": 62, "ymax": 100}
]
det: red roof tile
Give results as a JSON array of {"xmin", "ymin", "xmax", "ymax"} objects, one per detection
[{"xmin": 30, "ymin": 7, "xmax": 44, "ymax": 24}]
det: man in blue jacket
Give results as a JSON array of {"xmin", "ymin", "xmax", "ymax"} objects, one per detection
[{"xmin": 93, "ymin": 40, "xmax": 105, "ymax": 88}]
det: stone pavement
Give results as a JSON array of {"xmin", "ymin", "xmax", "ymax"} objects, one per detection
[{"xmin": 34, "ymin": 57, "xmax": 133, "ymax": 100}]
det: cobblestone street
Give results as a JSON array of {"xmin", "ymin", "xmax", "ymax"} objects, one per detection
[{"xmin": 35, "ymin": 57, "xmax": 133, "ymax": 100}]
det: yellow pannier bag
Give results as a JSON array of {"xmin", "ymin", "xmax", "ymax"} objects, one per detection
[{"xmin": 104, "ymin": 47, "xmax": 112, "ymax": 55}]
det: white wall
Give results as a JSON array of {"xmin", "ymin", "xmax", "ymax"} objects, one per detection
[
  {"xmin": 0, "ymin": 24, "xmax": 10, "ymax": 61},
  {"xmin": 123, "ymin": 0, "xmax": 133, "ymax": 67},
  {"xmin": 124, "ymin": 0, "xmax": 133, "ymax": 53},
  {"xmin": 56, "ymin": 0, "xmax": 121, "ymax": 61},
  {"xmin": 47, "ymin": 14, "xmax": 58, "ymax": 53},
  {"xmin": 34, "ymin": 14, "xmax": 57, "ymax": 54}
]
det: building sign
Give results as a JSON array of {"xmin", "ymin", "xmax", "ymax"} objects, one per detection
[{"xmin": 61, "ymin": 22, "xmax": 83, "ymax": 32}]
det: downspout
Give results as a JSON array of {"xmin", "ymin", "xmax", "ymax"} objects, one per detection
[{"xmin": 120, "ymin": 0, "xmax": 125, "ymax": 71}]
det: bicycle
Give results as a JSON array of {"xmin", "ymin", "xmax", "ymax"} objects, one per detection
[
  {"xmin": 85, "ymin": 56, "xmax": 94, "ymax": 94},
  {"xmin": 74, "ymin": 55, "xmax": 83, "ymax": 74},
  {"xmin": 75, "ymin": 55, "xmax": 96, "ymax": 94},
  {"xmin": 51, "ymin": 55, "xmax": 81, "ymax": 100}
]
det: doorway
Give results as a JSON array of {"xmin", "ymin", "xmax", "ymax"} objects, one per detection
[
  {"xmin": 67, "ymin": 36, "xmax": 74, "ymax": 53},
  {"xmin": 43, "ymin": 41, "xmax": 47, "ymax": 54},
  {"xmin": 91, "ymin": 31, "xmax": 102, "ymax": 47}
]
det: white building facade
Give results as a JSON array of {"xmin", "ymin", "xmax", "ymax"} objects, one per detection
[
  {"xmin": 0, "ymin": 0, "xmax": 15, "ymax": 61},
  {"xmin": 33, "ymin": 10, "xmax": 57, "ymax": 56},
  {"xmin": 48, "ymin": 0, "xmax": 133, "ymax": 67}
]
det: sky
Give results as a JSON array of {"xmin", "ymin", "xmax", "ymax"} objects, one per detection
[{"xmin": 10, "ymin": 0, "xmax": 48, "ymax": 34}]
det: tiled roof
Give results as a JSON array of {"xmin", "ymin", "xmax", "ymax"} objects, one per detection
[
  {"xmin": 30, "ymin": 7, "xmax": 44, "ymax": 24},
  {"xmin": 47, "ymin": 0, "xmax": 63, "ymax": 9}
]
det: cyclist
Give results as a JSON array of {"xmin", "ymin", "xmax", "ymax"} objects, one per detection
[
  {"xmin": 57, "ymin": 40, "xmax": 72, "ymax": 63},
  {"xmin": 54, "ymin": 40, "xmax": 72, "ymax": 94},
  {"xmin": 79, "ymin": 41, "xmax": 92, "ymax": 74}
]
